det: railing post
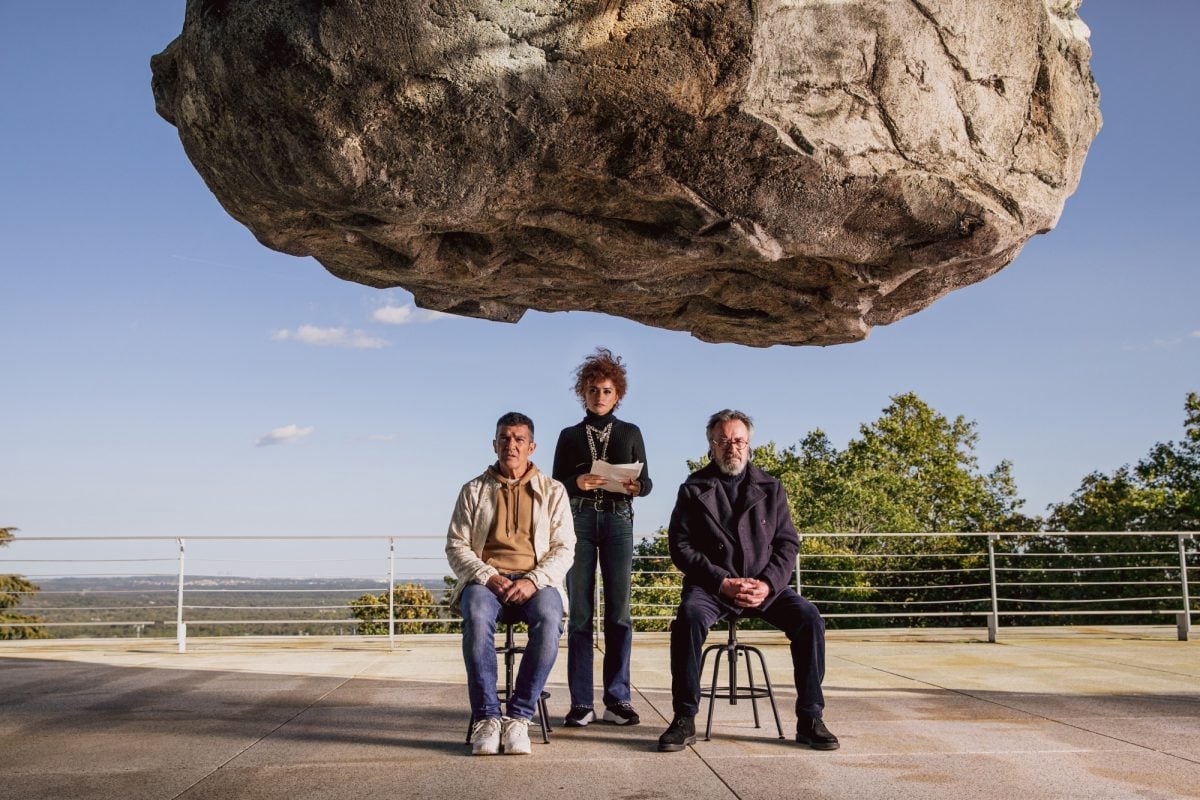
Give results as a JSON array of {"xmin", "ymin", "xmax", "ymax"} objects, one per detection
[
  {"xmin": 1179, "ymin": 534, "xmax": 1193, "ymax": 642},
  {"xmin": 795, "ymin": 537, "xmax": 803, "ymax": 595},
  {"xmin": 176, "ymin": 537, "xmax": 187, "ymax": 653},
  {"xmin": 388, "ymin": 537, "xmax": 396, "ymax": 650},
  {"xmin": 987, "ymin": 534, "xmax": 999, "ymax": 643}
]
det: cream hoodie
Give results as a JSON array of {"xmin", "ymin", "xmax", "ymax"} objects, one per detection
[{"xmin": 444, "ymin": 464, "xmax": 576, "ymax": 614}]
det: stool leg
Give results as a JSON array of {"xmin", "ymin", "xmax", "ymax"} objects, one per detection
[
  {"xmin": 742, "ymin": 649, "xmax": 762, "ymax": 728},
  {"xmin": 703, "ymin": 645, "xmax": 724, "ymax": 741},
  {"xmin": 504, "ymin": 624, "xmax": 517, "ymax": 706},
  {"xmin": 746, "ymin": 645, "xmax": 785, "ymax": 739},
  {"xmin": 727, "ymin": 645, "xmax": 739, "ymax": 706},
  {"xmin": 537, "ymin": 695, "xmax": 551, "ymax": 744}
]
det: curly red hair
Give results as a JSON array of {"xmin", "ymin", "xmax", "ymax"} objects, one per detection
[{"xmin": 572, "ymin": 347, "xmax": 628, "ymax": 407}]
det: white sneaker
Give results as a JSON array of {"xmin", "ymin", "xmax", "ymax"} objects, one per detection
[
  {"xmin": 469, "ymin": 717, "xmax": 501, "ymax": 755},
  {"xmin": 500, "ymin": 716, "xmax": 532, "ymax": 755}
]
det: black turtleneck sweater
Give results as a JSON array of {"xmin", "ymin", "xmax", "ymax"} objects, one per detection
[{"xmin": 552, "ymin": 411, "xmax": 653, "ymax": 502}]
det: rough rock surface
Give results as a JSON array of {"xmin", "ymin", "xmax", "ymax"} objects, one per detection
[{"xmin": 152, "ymin": 0, "xmax": 1101, "ymax": 346}]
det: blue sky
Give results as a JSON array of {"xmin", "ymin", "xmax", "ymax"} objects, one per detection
[{"xmin": 2, "ymin": 2, "xmax": 1198, "ymax": 578}]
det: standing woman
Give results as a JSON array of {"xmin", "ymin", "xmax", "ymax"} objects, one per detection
[{"xmin": 553, "ymin": 348, "xmax": 652, "ymax": 727}]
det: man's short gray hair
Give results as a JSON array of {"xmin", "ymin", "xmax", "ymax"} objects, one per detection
[{"xmin": 706, "ymin": 409, "xmax": 754, "ymax": 441}]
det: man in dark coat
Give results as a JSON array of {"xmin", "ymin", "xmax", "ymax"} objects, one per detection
[{"xmin": 657, "ymin": 409, "xmax": 838, "ymax": 752}]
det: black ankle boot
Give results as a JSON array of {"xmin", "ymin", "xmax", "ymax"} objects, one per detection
[
  {"xmin": 657, "ymin": 714, "xmax": 697, "ymax": 752},
  {"xmin": 795, "ymin": 717, "xmax": 839, "ymax": 750}
]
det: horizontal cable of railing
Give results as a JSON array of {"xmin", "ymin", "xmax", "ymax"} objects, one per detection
[
  {"xmin": 3, "ymin": 532, "xmax": 1194, "ymax": 642},
  {"xmin": 799, "ymin": 567, "xmax": 991, "ymax": 575},
  {"xmin": 995, "ymin": 580, "xmax": 1182, "ymax": 587},
  {"xmin": 806, "ymin": 585, "xmax": 993, "ymax": 592},
  {"xmin": 183, "ymin": 605, "xmax": 373, "ymax": 610},
  {"xmin": 993, "ymin": 565, "xmax": 1178, "ymax": 572},
  {"xmin": 993, "ymin": 554, "xmax": 1180, "ymax": 561}
]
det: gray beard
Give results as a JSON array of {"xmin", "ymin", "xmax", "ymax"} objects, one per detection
[{"xmin": 715, "ymin": 458, "xmax": 746, "ymax": 477}]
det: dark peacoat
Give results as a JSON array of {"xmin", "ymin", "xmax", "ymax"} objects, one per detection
[{"xmin": 667, "ymin": 461, "xmax": 800, "ymax": 613}]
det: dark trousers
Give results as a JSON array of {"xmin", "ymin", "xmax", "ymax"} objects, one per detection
[{"xmin": 670, "ymin": 584, "xmax": 826, "ymax": 719}]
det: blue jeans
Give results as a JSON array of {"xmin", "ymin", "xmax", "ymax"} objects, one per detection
[
  {"xmin": 461, "ymin": 581, "xmax": 564, "ymax": 721},
  {"xmin": 565, "ymin": 503, "xmax": 634, "ymax": 709}
]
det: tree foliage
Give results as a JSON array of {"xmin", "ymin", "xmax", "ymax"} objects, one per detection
[
  {"xmin": 1048, "ymin": 392, "xmax": 1200, "ymax": 533},
  {"xmin": 349, "ymin": 582, "xmax": 447, "ymax": 634},
  {"xmin": 1, "ymin": 527, "xmax": 48, "ymax": 639},
  {"xmin": 1011, "ymin": 392, "xmax": 1200, "ymax": 624},
  {"xmin": 765, "ymin": 394, "xmax": 1032, "ymax": 626},
  {"xmin": 630, "ymin": 394, "xmax": 1032, "ymax": 629},
  {"xmin": 774, "ymin": 393, "xmax": 1027, "ymax": 534},
  {"xmin": 630, "ymin": 531, "xmax": 676, "ymax": 631}
]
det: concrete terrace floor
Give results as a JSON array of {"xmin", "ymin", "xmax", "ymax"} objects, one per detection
[{"xmin": 1, "ymin": 627, "xmax": 1199, "ymax": 800}]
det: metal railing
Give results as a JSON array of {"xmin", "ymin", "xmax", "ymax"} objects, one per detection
[
  {"xmin": 623, "ymin": 532, "xmax": 1196, "ymax": 642},
  {"xmin": 2, "ymin": 532, "xmax": 1195, "ymax": 647}
]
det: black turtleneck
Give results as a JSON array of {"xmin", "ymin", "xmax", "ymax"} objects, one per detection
[
  {"xmin": 715, "ymin": 467, "xmax": 747, "ymax": 529},
  {"xmin": 552, "ymin": 411, "xmax": 653, "ymax": 501}
]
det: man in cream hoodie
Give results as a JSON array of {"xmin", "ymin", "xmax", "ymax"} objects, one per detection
[{"xmin": 446, "ymin": 411, "xmax": 576, "ymax": 755}]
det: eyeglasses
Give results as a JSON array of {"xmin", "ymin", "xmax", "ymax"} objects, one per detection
[{"xmin": 712, "ymin": 438, "xmax": 749, "ymax": 450}]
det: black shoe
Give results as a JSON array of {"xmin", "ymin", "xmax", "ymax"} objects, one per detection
[
  {"xmin": 796, "ymin": 717, "xmax": 840, "ymax": 750},
  {"xmin": 657, "ymin": 715, "xmax": 696, "ymax": 752},
  {"xmin": 602, "ymin": 702, "xmax": 641, "ymax": 726},
  {"xmin": 564, "ymin": 706, "xmax": 595, "ymax": 727}
]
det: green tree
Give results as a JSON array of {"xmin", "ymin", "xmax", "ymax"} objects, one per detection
[
  {"xmin": 630, "ymin": 394, "xmax": 1033, "ymax": 629},
  {"xmin": 633, "ymin": 398, "xmax": 1036, "ymax": 628},
  {"xmin": 1, "ymin": 527, "xmax": 48, "ymax": 639},
  {"xmin": 630, "ymin": 531, "xmax": 678, "ymax": 632},
  {"xmin": 768, "ymin": 394, "xmax": 1032, "ymax": 627},
  {"xmin": 1049, "ymin": 392, "xmax": 1200, "ymax": 533},
  {"xmin": 1027, "ymin": 392, "xmax": 1200, "ymax": 624},
  {"xmin": 440, "ymin": 575, "xmax": 462, "ymax": 633},
  {"xmin": 784, "ymin": 393, "xmax": 1027, "ymax": 534},
  {"xmin": 350, "ymin": 582, "xmax": 445, "ymax": 634}
]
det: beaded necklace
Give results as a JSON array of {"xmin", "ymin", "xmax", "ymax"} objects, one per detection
[{"xmin": 585, "ymin": 421, "xmax": 613, "ymax": 462}]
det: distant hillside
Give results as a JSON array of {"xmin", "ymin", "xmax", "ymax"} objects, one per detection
[{"xmin": 20, "ymin": 575, "xmax": 450, "ymax": 638}]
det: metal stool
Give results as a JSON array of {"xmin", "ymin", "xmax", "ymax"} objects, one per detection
[
  {"xmin": 698, "ymin": 618, "xmax": 785, "ymax": 740},
  {"xmin": 465, "ymin": 621, "xmax": 552, "ymax": 744}
]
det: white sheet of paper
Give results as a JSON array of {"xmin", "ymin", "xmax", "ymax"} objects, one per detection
[{"xmin": 590, "ymin": 460, "xmax": 644, "ymax": 494}]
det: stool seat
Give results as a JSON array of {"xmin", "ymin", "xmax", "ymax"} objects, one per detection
[
  {"xmin": 464, "ymin": 622, "xmax": 552, "ymax": 744},
  {"xmin": 698, "ymin": 618, "xmax": 785, "ymax": 740}
]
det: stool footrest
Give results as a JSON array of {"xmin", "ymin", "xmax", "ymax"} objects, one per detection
[
  {"xmin": 702, "ymin": 687, "xmax": 774, "ymax": 700},
  {"xmin": 699, "ymin": 623, "xmax": 786, "ymax": 741}
]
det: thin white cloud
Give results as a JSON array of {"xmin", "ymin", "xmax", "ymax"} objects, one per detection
[
  {"xmin": 256, "ymin": 424, "xmax": 315, "ymax": 447},
  {"xmin": 1121, "ymin": 328, "xmax": 1200, "ymax": 351},
  {"xmin": 271, "ymin": 325, "xmax": 388, "ymax": 349},
  {"xmin": 365, "ymin": 433, "xmax": 398, "ymax": 442},
  {"xmin": 372, "ymin": 305, "xmax": 413, "ymax": 325},
  {"xmin": 371, "ymin": 303, "xmax": 447, "ymax": 325}
]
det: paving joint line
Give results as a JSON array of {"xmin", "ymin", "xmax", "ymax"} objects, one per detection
[
  {"xmin": 1001, "ymin": 640, "xmax": 1200, "ymax": 684},
  {"xmin": 168, "ymin": 654, "xmax": 390, "ymax": 799},
  {"xmin": 835, "ymin": 652, "xmax": 1200, "ymax": 766},
  {"xmin": 633, "ymin": 683, "xmax": 744, "ymax": 799}
]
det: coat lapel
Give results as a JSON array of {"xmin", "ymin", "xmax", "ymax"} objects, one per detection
[{"xmin": 696, "ymin": 484, "xmax": 727, "ymax": 536}]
